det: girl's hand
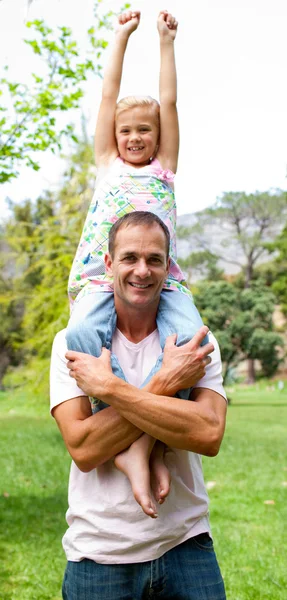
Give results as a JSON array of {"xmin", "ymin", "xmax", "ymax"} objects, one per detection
[
  {"xmin": 117, "ymin": 10, "xmax": 141, "ymax": 36},
  {"xmin": 157, "ymin": 10, "xmax": 178, "ymax": 40}
]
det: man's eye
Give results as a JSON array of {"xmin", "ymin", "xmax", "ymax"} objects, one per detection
[{"xmin": 150, "ymin": 258, "xmax": 161, "ymax": 264}]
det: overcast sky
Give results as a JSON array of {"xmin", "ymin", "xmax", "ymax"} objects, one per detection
[{"xmin": 0, "ymin": 0, "xmax": 286, "ymax": 217}]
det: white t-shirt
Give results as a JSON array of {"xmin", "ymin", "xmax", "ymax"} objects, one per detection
[{"xmin": 50, "ymin": 329, "xmax": 226, "ymax": 565}]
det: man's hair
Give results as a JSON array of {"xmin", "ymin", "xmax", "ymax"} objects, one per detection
[
  {"xmin": 115, "ymin": 96, "xmax": 160, "ymax": 125},
  {"xmin": 108, "ymin": 211, "xmax": 170, "ymax": 259}
]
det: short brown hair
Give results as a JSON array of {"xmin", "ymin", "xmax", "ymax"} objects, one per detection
[{"xmin": 108, "ymin": 211, "xmax": 170, "ymax": 259}]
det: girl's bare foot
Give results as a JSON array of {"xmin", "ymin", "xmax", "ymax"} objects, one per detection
[
  {"xmin": 150, "ymin": 442, "xmax": 171, "ymax": 505},
  {"xmin": 114, "ymin": 439, "xmax": 158, "ymax": 518}
]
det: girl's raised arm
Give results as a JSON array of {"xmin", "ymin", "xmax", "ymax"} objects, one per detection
[
  {"xmin": 156, "ymin": 11, "xmax": 179, "ymax": 173},
  {"xmin": 94, "ymin": 11, "xmax": 140, "ymax": 167}
]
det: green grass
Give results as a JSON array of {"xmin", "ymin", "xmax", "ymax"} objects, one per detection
[
  {"xmin": 203, "ymin": 382, "xmax": 287, "ymax": 600},
  {"xmin": 0, "ymin": 388, "xmax": 69, "ymax": 599},
  {"xmin": 0, "ymin": 381, "xmax": 287, "ymax": 599}
]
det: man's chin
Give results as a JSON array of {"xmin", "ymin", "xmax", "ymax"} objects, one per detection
[{"xmin": 124, "ymin": 292, "xmax": 157, "ymax": 309}]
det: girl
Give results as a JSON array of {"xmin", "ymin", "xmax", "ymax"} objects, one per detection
[{"xmin": 66, "ymin": 10, "xmax": 207, "ymax": 518}]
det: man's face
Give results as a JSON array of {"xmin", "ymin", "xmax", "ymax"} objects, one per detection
[{"xmin": 105, "ymin": 223, "xmax": 170, "ymax": 312}]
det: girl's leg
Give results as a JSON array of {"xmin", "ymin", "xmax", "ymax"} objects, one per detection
[
  {"xmin": 66, "ymin": 291, "xmax": 127, "ymax": 411},
  {"xmin": 67, "ymin": 291, "xmax": 116, "ymax": 356},
  {"xmin": 157, "ymin": 288, "xmax": 207, "ymax": 348},
  {"xmin": 150, "ymin": 441, "xmax": 171, "ymax": 505},
  {"xmin": 140, "ymin": 289, "xmax": 208, "ymax": 399},
  {"xmin": 115, "ymin": 290, "xmax": 206, "ymax": 515},
  {"xmin": 114, "ymin": 434, "xmax": 158, "ymax": 518},
  {"xmin": 114, "ymin": 437, "xmax": 171, "ymax": 518}
]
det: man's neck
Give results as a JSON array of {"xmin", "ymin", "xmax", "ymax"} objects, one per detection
[{"xmin": 115, "ymin": 304, "xmax": 157, "ymax": 344}]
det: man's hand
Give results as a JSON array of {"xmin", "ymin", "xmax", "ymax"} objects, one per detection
[
  {"xmin": 117, "ymin": 11, "xmax": 141, "ymax": 37},
  {"xmin": 65, "ymin": 348, "xmax": 114, "ymax": 398},
  {"xmin": 66, "ymin": 326, "xmax": 213, "ymax": 400},
  {"xmin": 156, "ymin": 326, "xmax": 214, "ymax": 397}
]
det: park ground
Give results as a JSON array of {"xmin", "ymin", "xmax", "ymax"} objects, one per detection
[{"xmin": 0, "ymin": 381, "xmax": 287, "ymax": 599}]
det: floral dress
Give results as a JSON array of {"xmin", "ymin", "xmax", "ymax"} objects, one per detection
[{"xmin": 68, "ymin": 157, "xmax": 191, "ymax": 308}]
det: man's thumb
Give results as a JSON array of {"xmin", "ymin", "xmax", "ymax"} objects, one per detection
[
  {"xmin": 164, "ymin": 333, "xmax": 177, "ymax": 348},
  {"xmin": 102, "ymin": 347, "xmax": 111, "ymax": 360}
]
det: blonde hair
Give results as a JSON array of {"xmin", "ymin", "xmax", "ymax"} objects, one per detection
[{"xmin": 115, "ymin": 96, "xmax": 160, "ymax": 124}]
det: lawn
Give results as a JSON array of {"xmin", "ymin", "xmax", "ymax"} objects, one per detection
[
  {"xmin": 0, "ymin": 381, "xmax": 287, "ymax": 599},
  {"xmin": 203, "ymin": 383, "xmax": 287, "ymax": 600}
]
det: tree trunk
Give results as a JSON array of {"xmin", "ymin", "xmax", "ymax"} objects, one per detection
[
  {"xmin": 0, "ymin": 351, "xmax": 10, "ymax": 390},
  {"xmin": 245, "ymin": 260, "xmax": 253, "ymax": 288},
  {"xmin": 246, "ymin": 358, "xmax": 256, "ymax": 384}
]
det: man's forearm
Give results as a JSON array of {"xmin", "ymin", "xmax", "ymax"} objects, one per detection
[
  {"xmin": 96, "ymin": 375, "xmax": 225, "ymax": 456},
  {"xmin": 58, "ymin": 376, "xmax": 170, "ymax": 472},
  {"xmin": 71, "ymin": 406, "xmax": 142, "ymax": 472},
  {"xmin": 65, "ymin": 329, "xmax": 225, "ymax": 464}
]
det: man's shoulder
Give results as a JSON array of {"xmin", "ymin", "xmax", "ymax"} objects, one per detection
[
  {"xmin": 52, "ymin": 328, "xmax": 68, "ymax": 354},
  {"xmin": 50, "ymin": 328, "xmax": 86, "ymax": 412},
  {"xmin": 207, "ymin": 331, "xmax": 219, "ymax": 351},
  {"xmin": 54, "ymin": 327, "xmax": 67, "ymax": 341},
  {"xmin": 194, "ymin": 331, "xmax": 226, "ymax": 401}
]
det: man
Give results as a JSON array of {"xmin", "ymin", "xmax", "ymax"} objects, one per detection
[{"xmin": 50, "ymin": 211, "xmax": 227, "ymax": 599}]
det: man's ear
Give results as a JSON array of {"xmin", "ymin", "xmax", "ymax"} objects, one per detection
[{"xmin": 104, "ymin": 252, "xmax": 113, "ymax": 275}]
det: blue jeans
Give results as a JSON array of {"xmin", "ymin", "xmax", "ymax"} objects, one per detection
[
  {"xmin": 62, "ymin": 534, "xmax": 226, "ymax": 600},
  {"xmin": 66, "ymin": 290, "xmax": 208, "ymax": 404}
]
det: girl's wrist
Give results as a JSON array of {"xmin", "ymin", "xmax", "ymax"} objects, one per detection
[
  {"xmin": 115, "ymin": 29, "xmax": 131, "ymax": 43},
  {"xmin": 160, "ymin": 37, "xmax": 175, "ymax": 46}
]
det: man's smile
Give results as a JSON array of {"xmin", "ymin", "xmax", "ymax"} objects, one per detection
[{"xmin": 129, "ymin": 282, "xmax": 152, "ymax": 288}]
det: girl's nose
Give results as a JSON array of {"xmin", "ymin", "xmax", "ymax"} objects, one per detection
[{"xmin": 130, "ymin": 130, "xmax": 141, "ymax": 141}]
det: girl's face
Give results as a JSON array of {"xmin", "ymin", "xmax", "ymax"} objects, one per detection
[{"xmin": 115, "ymin": 106, "xmax": 159, "ymax": 167}]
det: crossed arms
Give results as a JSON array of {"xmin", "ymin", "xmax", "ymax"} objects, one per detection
[{"xmin": 52, "ymin": 328, "xmax": 227, "ymax": 473}]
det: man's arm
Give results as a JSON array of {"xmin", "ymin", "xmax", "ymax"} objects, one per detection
[
  {"xmin": 52, "ymin": 328, "xmax": 213, "ymax": 471},
  {"xmin": 53, "ymin": 371, "xmax": 165, "ymax": 474},
  {"xmin": 86, "ymin": 371, "xmax": 226, "ymax": 458},
  {"xmin": 64, "ymin": 329, "xmax": 226, "ymax": 470}
]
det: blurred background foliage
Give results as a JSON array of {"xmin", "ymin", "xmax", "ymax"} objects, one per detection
[{"xmin": 0, "ymin": 0, "xmax": 286, "ymax": 392}]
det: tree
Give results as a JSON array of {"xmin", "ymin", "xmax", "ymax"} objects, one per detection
[
  {"xmin": 0, "ymin": 236, "xmax": 25, "ymax": 388},
  {"xmin": 181, "ymin": 190, "xmax": 287, "ymax": 382},
  {"xmin": 0, "ymin": 136, "xmax": 95, "ymax": 385},
  {"xmin": 183, "ymin": 190, "xmax": 287, "ymax": 288},
  {"xmin": 178, "ymin": 250, "xmax": 224, "ymax": 282},
  {"xmin": 266, "ymin": 224, "xmax": 287, "ymax": 315},
  {"xmin": 0, "ymin": 1, "xmax": 119, "ymax": 182},
  {"xmin": 193, "ymin": 280, "xmax": 284, "ymax": 383},
  {"xmin": 0, "ymin": 1, "xmax": 131, "ymax": 385},
  {"xmin": 20, "ymin": 138, "xmax": 95, "ymax": 358}
]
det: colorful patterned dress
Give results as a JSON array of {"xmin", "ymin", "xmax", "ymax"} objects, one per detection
[{"xmin": 68, "ymin": 157, "xmax": 192, "ymax": 308}]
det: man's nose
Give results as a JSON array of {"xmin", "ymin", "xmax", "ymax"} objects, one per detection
[{"xmin": 134, "ymin": 260, "xmax": 150, "ymax": 277}]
